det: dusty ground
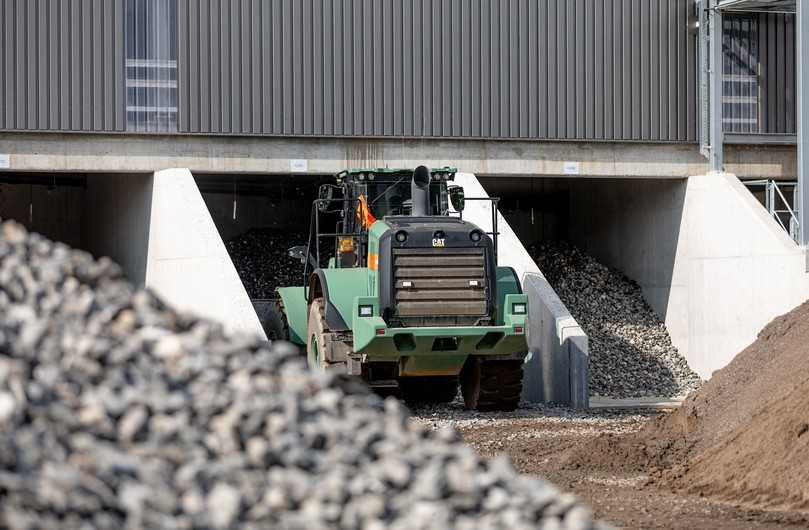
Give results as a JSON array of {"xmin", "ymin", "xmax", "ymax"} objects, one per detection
[{"xmin": 410, "ymin": 403, "xmax": 809, "ymax": 530}]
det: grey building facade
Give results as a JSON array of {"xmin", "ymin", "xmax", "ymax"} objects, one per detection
[{"xmin": 0, "ymin": 0, "xmax": 795, "ymax": 144}]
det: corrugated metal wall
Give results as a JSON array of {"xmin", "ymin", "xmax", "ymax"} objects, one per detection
[
  {"xmin": 0, "ymin": 0, "xmax": 126, "ymax": 132},
  {"xmin": 177, "ymin": 0, "xmax": 697, "ymax": 142},
  {"xmin": 757, "ymin": 12, "xmax": 795, "ymax": 135},
  {"xmin": 722, "ymin": 12, "xmax": 795, "ymax": 135}
]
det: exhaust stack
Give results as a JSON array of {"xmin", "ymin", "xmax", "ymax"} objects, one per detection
[{"xmin": 411, "ymin": 165, "xmax": 431, "ymax": 216}]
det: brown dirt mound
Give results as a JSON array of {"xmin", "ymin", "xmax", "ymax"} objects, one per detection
[{"xmin": 569, "ymin": 300, "xmax": 809, "ymax": 511}]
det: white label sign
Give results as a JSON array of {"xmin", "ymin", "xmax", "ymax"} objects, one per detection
[
  {"xmin": 563, "ymin": 161, "xmax": 580, "ymax": 175},
  {"xmin": 0, "ymin": 154, "xmax": 9, "ymax": 169},
  {"xmin": 290, "ymin": 159, "xmax": 308, "ymax": 172}
]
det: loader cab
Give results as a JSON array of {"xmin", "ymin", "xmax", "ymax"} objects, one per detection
[{"xmin": 321, "ymin": 168, "xmax": 458, "ymax": 269}]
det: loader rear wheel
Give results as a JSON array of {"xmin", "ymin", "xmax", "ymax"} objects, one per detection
[
  {"xmin": 460, "ymin": 358, "xmax": 523, "ymax": 412},
  {"xmin": 399, "ymin": 377, "xmax": 459, "ymax": 404}
]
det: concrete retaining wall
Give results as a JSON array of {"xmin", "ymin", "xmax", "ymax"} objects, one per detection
[
  {"xmin": 145, "ymin": 168, "xmax": 265, "ymax": 339},
  {"xmin": 83, "ymin": 174, "xmax": 153, "ymax": 284},
  {"xmin": 570, "ymin": 172, "xmax": 809, "ymax": 378},
  {"xmin": 454, "ymin": 173, "xmax": 589, "ymax": 407}
]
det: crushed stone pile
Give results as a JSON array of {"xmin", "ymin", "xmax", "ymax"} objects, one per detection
[
  {"xmin": 570, "ymin": 301, "xmax": 809, "ymax": 512},
  {"xmin": 0, "ymin": 221, "xmax": 607, "ymax": 530},
  {"xmin": 225, "ymin": 228, "xmax": 308, "ymax": 299},
  {"xmin": 531, "ymin": 241, "xmax": 701, "ymax": 398}
]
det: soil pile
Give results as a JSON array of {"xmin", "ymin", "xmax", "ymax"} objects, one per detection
[
  {"xmin": 0, "ymin": 221, "xmax": 606, "ymax": 530},
  {"xmin": 531, "ymin": 241, "xmax": 701, "ymax": 398},
  {"xmin": 572, "ymin": 300, "xmax": 809, "ymax": 512}
]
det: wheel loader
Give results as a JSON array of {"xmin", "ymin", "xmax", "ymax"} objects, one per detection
[{"xmin": 275, "ymin": 166, "xmax": 528, "ymax": 411}]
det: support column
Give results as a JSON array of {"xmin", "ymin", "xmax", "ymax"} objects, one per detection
[
  {"xmin": 709, "ymin": 0, "xmax": 724, "ymax": 172},
  {"xmin": 798, "ymin": 0, "xmax": 809, "ymax": 248}
]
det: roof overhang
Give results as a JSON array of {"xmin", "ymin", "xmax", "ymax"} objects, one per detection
[{"xmin": 716, "ymin": 0, "xmax": 795, "ymax": 13}]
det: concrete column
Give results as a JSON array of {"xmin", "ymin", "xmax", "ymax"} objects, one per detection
[
  {"xmin": 145, "ymin": 168, "xmax": 265, "ymax": 339},
  {"xmin": 709, "ymin": 0, "xmax": 724, "ymax": 172},
  {"xmin": 798, "ymin": 0, "xmax": 809, "ymax": 248}
]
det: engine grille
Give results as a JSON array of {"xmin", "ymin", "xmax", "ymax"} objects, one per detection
[{"xmin": 392, "ymin": 247, "xmax": 489, "ymax": 326}]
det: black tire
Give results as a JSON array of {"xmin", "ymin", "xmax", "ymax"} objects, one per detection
[
  {"xmin": 460, "ymin": 358, "xmax": 523, "ymax": 412},
  {"xmin": 274, "ymin": 298, "xmax": 290, "ymax": 342},
  {"xmin": 399, "ymin": 376, "xmax": 459, "ymax": 404},
  {"xmin": 306, "ymin": 298, "xmax": 327, "ymax": 370},
  {"xmin": 306, "ymin": 297, "xmax": 349, "ymax": 373}
]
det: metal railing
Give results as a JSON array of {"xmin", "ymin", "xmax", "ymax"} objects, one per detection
[{"xmin": 744, "ymin": 179, "xmax": 800, "ymax": 243}]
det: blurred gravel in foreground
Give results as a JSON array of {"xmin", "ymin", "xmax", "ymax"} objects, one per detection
[{"xmin": 0, "ymin": 221, "xmax": 608, "ymax": 530}]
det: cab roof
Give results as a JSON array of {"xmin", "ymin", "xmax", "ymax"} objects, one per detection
[{"xmin": 336, "ymin": 167, "xmax": 457, "ymax": 183}]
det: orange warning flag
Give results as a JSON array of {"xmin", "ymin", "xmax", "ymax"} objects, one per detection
[{"xmin": 356, "ymin": 194, "xmax": 377, "ymax": 228}]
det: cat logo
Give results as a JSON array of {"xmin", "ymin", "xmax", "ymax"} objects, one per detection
[{"xmin": 432, "ymin": 238, "xmax": 445, "ymax": 248}]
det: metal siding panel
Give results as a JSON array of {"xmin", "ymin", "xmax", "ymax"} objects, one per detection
[
  {"xmin": 211, "ymin": 0, "xmax": 222, "ymax": 132},
  {"xmin": 3, "ymin": 1, "xmax": 12, "ymax": 128},
  {"xmin": 313, "ymin": 0, "xmax": 323, "ymax": 135},
  {"xmin": 332, "ymin": 0, "xmax": 344, "ymax": 135},
  {"xmin": 454, "ymin": 0, "xmax": 464, "ymax": 137},
  {"xmin": 230, "ymin": 0, "xmax": 241, "ymax": 133},
  {"xmin": 575, "ymin": 0, "xmax": 585, "ymax": 139},
  {"xmin": 362, "ymin": 0, "xmax": 373, "ymax": 135},
  {"xmin": 564, "ymin": 0, "xmax": 574, "ymax": 138},
  {"xmin": 441, "ymin": 0, "xmax": 451, "ymax": 136},
  {"xmin": 547, "ymin": 0, "xmax": 557, "ymax": 138},
  {"xmin": 480, "ymin": 0, "xmax": 490, "ymax": 137},
  {"xmin": 686, "ymin": 0, "xmax": 696, "ymax": 141},
  {"xmin": 102, "ymin": 0, "xmax": 113, "ymax": 130},
  {"xmin": 785, "ymin": 14, "xmax": 795, "ymax": 134},
  {"xmin": 178, "ymin": 0, "xmax": 189, "ymax": 132},
  {"xmin": 301, "ymin": 0, "xmax": 312, "ymax": 134},
  {"xmin": 676, "ymin": 0, "xmax": 686, "ymax": 141},
  {"xmin": 272, "ymin": 0, "xmax": 283, "ymax": 133},
  {"xmin": 92, "ymin": 0, "xmax": 102, "ymax": 131},
  {"xmin": 590, "ymin": 0, "xmax": 600, "ymax": 139},
  {"xmin": 526, "ymin": 0, "xmax": 536, "ymax": 137},
  {"xmin": 538, "ymin": 0, "xmax": 548, "ymax": 138},
  {"xmin": 198, "ymin": 0, "xmax": 210, "ymax": 132},
  {"xmin": 191, "ymin": 0, "xmax": 202, "ymax": 132},
  {"xmin": 373, "ymin": 0, "xmax": 383, "ymax": 136},
  {"xmin": 602, "ymin": 0, "xmax": 613, "ymax": 140},
  {"xmin": 17, "ymin": 0, "xmax": 27, "ymax": 129},
  {"xmin": 648, "ymin": 0, "xmax": 658, "ymax": 140},
  {"xmin": 392, "ymin": 0, "xmax": 403, "ymax": 135},
  {"xmin": 37, "ymin": 0, "xmax": 48, "ymax": 130},
  {"xmin": 518, "ymin": 0, "xmax": 528, "ymax": 138},
  {"xmin": 82, "ymin": 0, "xmax": 93, "ymax": 130}
]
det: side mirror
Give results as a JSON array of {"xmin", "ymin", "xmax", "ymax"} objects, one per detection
[
  {"xmin": 448, "ymin": 185, "xmax": 465, "ymax": 212},
  {"xmin": 288, "ymin": 245, "xmax": 316, "ymax": 269}
]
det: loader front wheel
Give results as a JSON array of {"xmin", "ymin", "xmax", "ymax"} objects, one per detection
[
  {"xmin": 306, "ymin": 297, "xmax": 348, "ymax": 373},
  {"xmin": 460, "ymin": 358, "xmax": 523, "ymax": 412}
]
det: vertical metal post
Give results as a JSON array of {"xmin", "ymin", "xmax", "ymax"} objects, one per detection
[
  {"xmin": 798, "ymin": 0, "xmax": 809, "ymax": 247},
  {"xmin": 709, "ymin": 0, "xmax": 724, "ymax": 172}
]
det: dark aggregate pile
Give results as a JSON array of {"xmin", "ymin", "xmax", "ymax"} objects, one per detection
[
  {"xmin": 0, "ymin": 221, "xmax": 607, "ymax": 530},
  {"xmin": 225, "ymin": 228, "xmax": 308, "ymax": 299},
  {"xmin": 532, "ymin": 241, "xmax": 701, "ymax": 399}
]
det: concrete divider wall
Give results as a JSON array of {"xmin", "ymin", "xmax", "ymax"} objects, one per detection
[
  {"xmin": 145, "ymin": 168, "xmax": 266, "ymax": 339},
  {"xmin": 454, "ymin": 173, "xmax": 589, "ymax": 407},
  {"xmin": 570, "ymin": 172, "xmax": 809, "ymax": 379}
]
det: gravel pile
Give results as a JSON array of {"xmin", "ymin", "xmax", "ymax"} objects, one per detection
[
  {"xmin": 0, "ymin": 221, "xmax": 606, "ymax": 530},
  {"xmin": 532, "ymin": 241, "xmax": 701, "ymax": 399},
  {"xmin": 225, "ymin": 228, "xmax": 308, "ymax": 299}
]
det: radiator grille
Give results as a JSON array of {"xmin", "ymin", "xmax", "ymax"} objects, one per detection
[{"xmin": 392, "ymin": 247, "xmax": 489, "ymax": 326}]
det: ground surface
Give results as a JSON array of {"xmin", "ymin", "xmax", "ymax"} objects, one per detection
[{"xmin": 410, "ymin": 403, "xmax": 809, "ymax": 530}]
